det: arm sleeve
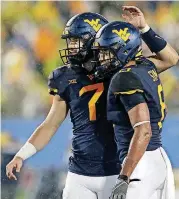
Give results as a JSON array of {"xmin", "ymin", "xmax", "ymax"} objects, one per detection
[
  {"xmin": 48, "ymin": 71, "xmax": 59, "ymax": 96},
  {"xmin": 48, "ymin": 68, "xmax": 67, "ymax": 100},
  {"xmin": 110, "ymin": 71, "xmax": 146, "ymax": 112},
  {"xmin": 48, "ymin": 70, "xmax": 66, "ymax": 100},
  {"xmin": 120, "ymin": 93, "xmax": 146, "ymax": 112}
]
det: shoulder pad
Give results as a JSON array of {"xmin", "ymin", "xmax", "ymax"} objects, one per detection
[
  {"xmin": 110, "ymin": 70, "xmax": 144, "ymax": 95},
  {"xmin": 51, "ymin": 65, "xmax": 69, "ymax": 80},
  {"xmin": 48, "ymin": 65, "xmax": 69, "ymax": 96},
  {"xmin": 137, "ymin": 57, "xmax": 157, "ymax": 69}
]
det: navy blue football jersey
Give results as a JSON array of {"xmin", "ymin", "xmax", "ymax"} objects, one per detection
[
  {"xmin": 107, "ymin": 58, "xmax": 167, "ymax": 163},
  {"xmin": 48, "ymin": 65, "xmax": 120, "ymax": 176}
]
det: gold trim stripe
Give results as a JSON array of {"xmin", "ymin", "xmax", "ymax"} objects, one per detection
[
  {"xmin": 114, "ymin": 89, "xmax": 143, "ymax": 95},
  {"xmin": 48, "ymin": 88, "xmax": 58, "ymax": 93}
]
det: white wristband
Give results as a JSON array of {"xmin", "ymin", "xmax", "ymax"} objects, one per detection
[
  {"xmin": 140, "ymin": 25, "xmax": 150, "ymax": 34},
  {"xmin": 15, "ymin": 142, "xmax": 37, "ymax": 160},
  {"xmin": 133, "ymin": 121, "xmax": 150, "ymax": 129}
]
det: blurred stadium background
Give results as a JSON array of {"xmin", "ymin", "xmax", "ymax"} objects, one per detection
[{"xmin": 1, "ymin": 1, "xmax": 179, "ymax": 199}]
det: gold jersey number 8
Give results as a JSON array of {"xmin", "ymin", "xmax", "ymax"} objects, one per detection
[{"xmin": 158, "ymin": 84, "xmax": 166, "ymax": 129}]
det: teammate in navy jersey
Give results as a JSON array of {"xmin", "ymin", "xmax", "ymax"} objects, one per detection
[
  {"xmin": 6, "ymin": 13, "xmax": 121, "ymax": 199},
  {"xmin": 93, "ymin": 6, "xmax": 178, "ymax": 199},
  {"xmin": 6, "ymin": 7, "xmax": 178, "ymax": 199}
]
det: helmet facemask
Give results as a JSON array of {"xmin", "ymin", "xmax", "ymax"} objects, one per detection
[
  {"xmin": 59, "ymin": 33, "xmax": 94, "ymax": 66},
  {"xmin": 93, "ymin": 44, "xmax": 121, "ymax": 80}
]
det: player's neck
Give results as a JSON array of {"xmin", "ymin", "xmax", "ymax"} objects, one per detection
[
  {"xmin": 125, "ymin": 60, "xmax": 136, "ymax": 68},
  {"xmin": 82, "ymin": 58, "xmax": 94, "ymax": 72}
]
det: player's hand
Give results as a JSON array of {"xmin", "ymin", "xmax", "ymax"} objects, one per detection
[
  {"xmin": 122, "ymin": 6, "xmax": 147, "ymax": 30},
  {"xmin": 109, "ymin": 176, "xmax": 129, "ymax": 199},
  {"xmin": 6, "ymin": 156, "xmax": 23, "ymax": 180}
]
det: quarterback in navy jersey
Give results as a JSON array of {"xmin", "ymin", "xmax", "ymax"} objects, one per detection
[
  {"xmin": 93, "ymin": 6, "xmax": 178, "ymax": 199},
  {"xmin": 6, "ymin": 12, "xmax": 121, "ymax": 199},
  {"xmin": 48, "ymin": 65, "xmax": 119, "ymax": 178}
]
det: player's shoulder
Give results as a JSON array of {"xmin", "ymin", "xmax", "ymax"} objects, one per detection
[
  {"xmin": 48, "ymin": 65, "xmax": 71, "ymax": 81},
  {"xmin": 136, "ymin": 57, "xmax": 157, "ymax": 71},
  {"xmin": 48, "ymin": 65, "xmax": 72, "ymax": 96},
  {"xmin": 111, "ymin": 67, "xmax": 140, "ymax": 86},
  {"xmin": 110, "ymin": 67, "xmax": 143, "ymax": 93},
  {"xmin": 48, "ymin": 65, "xmax": 71, "ymax": 91}
]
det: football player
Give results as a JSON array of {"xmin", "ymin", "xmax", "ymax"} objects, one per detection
[
  {"xmin": 6, "ymin": 13, "xmax": 121, "ymax": 199},
  {"xmin": 92, "ymin": 7, "xmax": 178, "ymax": 199}
]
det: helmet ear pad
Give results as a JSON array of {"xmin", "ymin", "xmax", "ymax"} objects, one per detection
[{"xmin": 116, "ymin": 45, "xmax": 140, "ymax": 65}]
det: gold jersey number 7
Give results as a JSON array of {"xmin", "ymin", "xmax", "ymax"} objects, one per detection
[{"xmin": 79, "ymin": 83, "xmax": 104, "ymax": 121}]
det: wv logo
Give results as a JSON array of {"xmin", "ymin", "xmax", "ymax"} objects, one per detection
[
  {"xmin": 112, "ymin": 28, "xmax": 130, "ymax": 42},
  {"xmin": 84, "ymin": 19, "xmax": 102, "ymax": 32}
]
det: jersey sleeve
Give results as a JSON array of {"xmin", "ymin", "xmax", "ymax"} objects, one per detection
[
  {"xmin": 48, "ymin": 68, "xmax": 66, "ymax": 99},
  {"xmin": 48, "ymin": 71, "xmax": 58, "ymax": 95},
  {"xmin": 110, "ymin": 71, "xmax": 146, "ymax": 112}
]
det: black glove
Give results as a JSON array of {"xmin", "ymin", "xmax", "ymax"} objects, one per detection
[{"xmin": 109, "ymin": 175, "xmax": 129, "ymax": 199}]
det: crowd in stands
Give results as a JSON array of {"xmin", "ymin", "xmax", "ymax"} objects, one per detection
[
  {"xmin": 1, "ymin": 2, "xmax": 179, "ymax": 199},
  {"xmin": 2, "ymin": 1, "xmax": 179, "ymax": 118}
]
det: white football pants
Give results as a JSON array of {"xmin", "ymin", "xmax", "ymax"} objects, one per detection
[
  {"xmin": 126, "ymin": 147, "xmax": 175, "ymax": 199},
  {"xmin": 62, "ymin": 172, "xmax": 118, "ymax": 199}
]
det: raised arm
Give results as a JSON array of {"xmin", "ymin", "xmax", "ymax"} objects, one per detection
[{"xmin": 122, "ymin": 6, "xmax": 179, "ymax": 73}]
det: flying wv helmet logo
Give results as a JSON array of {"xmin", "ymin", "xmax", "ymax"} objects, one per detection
[
  {"xmin": 84, "ymin": 19, "xmax": 102, "ymax": 32},
  {"xmin": 112, "ymin": 28, "xmax": 130, "ymax": 42}
]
